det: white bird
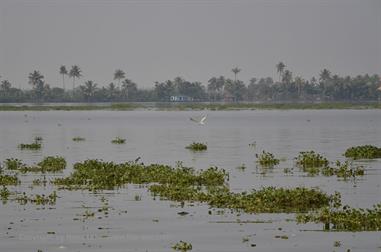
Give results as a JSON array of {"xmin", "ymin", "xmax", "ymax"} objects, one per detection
[{"xmin": 190, "ymin": 114, "xmax": 207, "ymax": 125}]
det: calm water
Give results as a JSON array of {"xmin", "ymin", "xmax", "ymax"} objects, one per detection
[{"xmin": 0, "ymin": 110, "xmax": 380, "ymax": 252}]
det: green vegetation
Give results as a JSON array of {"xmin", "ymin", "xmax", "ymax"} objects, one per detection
[
  {"xmin": 172, "ymin": 241, "xmax": 192, "ymax": 251},
  {"xmin": 185, "ymin": 142, "xmax": 207, "ymax": 151},
  {"xmin": 321, "ymin": 161, "xmax": 365, "ymax": 179},
  {"xmin": 295, "ymin": 151, "xmax": 329, "ymax": 175},
  {"xmin": 344, "ymin": 145, "xmax": 381, "ymax": 160},
  {"xmin": 256, "ymin": 151, "xmax": 280, "ymax": 166},
  {"xmin": 111, "ymin": 137, "xmax": 126, "ymax": 144},
  {"xmin": 0, "ymin": 186, "xmax": 10, "ymax": 201},
  {"xmin": 16, "ymin": 191, "xmax": 57, "ymax": 205},
  {"xmin": 53, "ymin": 159, "xmax": 338, "ymax": 213},
  {"xmin": 72, "ymin": 137, "xmax": 86, "ymax": 141},
  {"xmin": 18, "ymin": 141, "xmax": 41, "ymax": 150},
  {"xmin": 297, "ymin": 204, "xmax": 381, "ymax": 231},
  {"xmin": 4, "ymin": 158, "xmax": 25, "ymax": 170},
  {"xmin": 0, "ymin": 174, "xmax": 19, "ymax": 186}
]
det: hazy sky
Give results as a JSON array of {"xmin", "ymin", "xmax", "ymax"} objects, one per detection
[{"xmin": 0, "ymin": 0, "xmax": 380, "ymax": 89}]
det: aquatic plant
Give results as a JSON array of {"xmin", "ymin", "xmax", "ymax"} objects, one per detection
[
  {"xmin": 16, "ymin": 191, "xmax": 57, "ymax": 205},
  {"xmin": 34, "ymin": 136, "xmax": 43, "ymax": 142},
  {"xmin": 172, "ymin": 241, "xmax": 192, "ymax": 251},
  {"xmin": 4, "ymin": 158, "xmax": 25, "ymax": 170},
  {"xmin": 297, "ymin": 203, "xmax": 381, "ymax": 231},
  {"xmin": 18, "ymin": 141, "xmax": 42, "ymax": 150},
  {"xmin": 185, "ymin": 142, "xmax": 207, "ymax": 151},
  {"xmin": 72, "ymin": 137, "xmax": 86, "ymax": 141},
  {"xmin": 0, "ymin": 174, "xmax": 19, "ymax": 186},
  {"xmin": 344, "ymin": 145, "xmax": 381, "ymax": 160},
  {"xmin": 295, "ymin": 151, "xmax": 329, "ymax": 173},
  {"xmin": 256, "ymin": 151, "xmax": 280, "ymax": 166},
  {"xmin": 0, "ymin": 186, "xmax": 10, "ymax": 201},
  {"xmin": 321, "ymin": 161, "xmax": 364, "ymax": 179},
  {"xmin": 18, "ymin": 156, "xmax": 66, "ymax": 173},
  {"xmin": 111, "ymin": 137, "xmax": 126, "ymax": 144}
]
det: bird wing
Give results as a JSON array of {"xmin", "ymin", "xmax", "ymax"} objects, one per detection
[{"xmin": 200, "ymin": 115, "xmax": 207, "ymax": 123}]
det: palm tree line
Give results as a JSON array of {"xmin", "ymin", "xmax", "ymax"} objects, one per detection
[{"xmin": 0, "ymin": 62, "xmax": 380, "ymax": 103}]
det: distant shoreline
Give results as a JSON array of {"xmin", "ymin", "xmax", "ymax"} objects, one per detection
[{"xmin": 0, "ymin": 102, "xmax": 380, "ymax": 111}]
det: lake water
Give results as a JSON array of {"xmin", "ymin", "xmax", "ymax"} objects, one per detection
[{"xmin": 0, "ymin": 110, "xmax": 380, "ymax": 252}]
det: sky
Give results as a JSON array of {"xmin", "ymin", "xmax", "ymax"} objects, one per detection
[{"xmin": 0, "ymin": 0, "xmax": 380, "ymax": 89}]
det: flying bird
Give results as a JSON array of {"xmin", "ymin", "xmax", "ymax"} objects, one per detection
[{"xmin": 190, "ymin": 114, "xmax": 207, "ymax": 125}]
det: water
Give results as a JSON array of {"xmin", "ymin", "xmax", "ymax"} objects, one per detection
[{"xmin": 0, "ymin": 110, "xmax": 380, "ymax": 252}]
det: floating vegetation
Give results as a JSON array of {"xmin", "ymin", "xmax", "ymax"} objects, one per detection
[
  {"xmin": 295, "ymin": 151, "xmax": 329, "ymax": 171},
  {"xmin": 0, "ymin": 174, "xmax": 19, "ymax": 186},
  {"xmin": 297, "ymin": 203, "xmax": 381, "ymax": 231},
  {"xmin": 34, "ymin": 136, "xmax": 43, "ymax": 142},
  {"xmin": 0, "ymin": 186, "xmax": 10, "ymax": 201},
  {"xmin": 53, "ymin": 160, "xmax": 227, "ymax": 191},
  {"xmin": 344, "ymin": 145, "xmax": 381, "ymax": 160},
  {"xmin": 172, "ymin": 241, "xmax": 192, "ymax": 251},
  {"xmin": 72, "ymin": 137, "xmax": 86, "ymax": 141},
  {"xmin": 16, "ymin": 191, "xmax": 57, "ymax": 205},
  {"xmin": 111, "ymin": 137, "xmax": 126, "ymax": 144},
  {"xmin": 236, "ymin": 164, "xmax": 246, "ymax": 171},
  {"xmin": 256, "ymin": 151, "xmax": 280, "ymax": 166},
  {"xmin": 321, "ymin": 161, "xmax": 364, "ymax": 179},
  {"xmin": 18, "ymin": 156, "xmax": 66, "ymax": 173},
  {"xmin": 4, "ymin": 158, "xmax": 25, "ymax": 170},
  {"xmin": 185, "ymin": 142, "xmax": 207, "ymax": 151},
  {"xmin": 53, "ymin": 159, "xmax": 339, "ymax": 213},
  {"xmin": 18, "ymin": 141, "xmax": 41, "ymax": 150}
]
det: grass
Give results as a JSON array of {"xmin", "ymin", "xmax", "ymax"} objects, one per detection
[
  {"xmin": 111, "ymin": 137, "xmax": 126, "ymax": 144},
  {"xmin": 344, "ymin": 145, "xmax": 381, "ymax": 160},
  {"xmin": 185, "ymin": 142, "xmax": 207, "ymax": 151}
]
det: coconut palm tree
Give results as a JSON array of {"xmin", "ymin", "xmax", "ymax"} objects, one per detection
[
  {"xmin": 276, "ymin": 62, "xmax": 286, "ymax": 82},
  {"xmin": 59, "ymin": 65, "xmax": 68, "ymax": 90},
  {"xmin": 0, "ymin": 80, "xmax": 11, "ymax": 91},
  {"xmin": 282, "ymin": 70, "xmax": 293, "ymax": 84},
  {"xmin": 69, "ymin": 65, "xmax": 82, "ymax": 91},
  {"xmin": 319, "ymin": 69, "xmax": 331, "ymax": 82},
  {"xmin": 80, "ymin": 80, "xmax": 97, "ymax": 102},
  {"xmin": 114, "ymin": 69, "xmax": 125, "ymax": 89},
  {"xmin": 232, "ymin": 67, "xmax": 241, "ymax": 82},
  {"xmin": 28, "ymin": 71, "xmax": 45, "ymax": 101}
]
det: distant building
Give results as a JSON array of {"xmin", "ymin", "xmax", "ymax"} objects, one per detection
[{"xmin": 170, "ymin": 95, "xmax": 193, "ymax": 102}]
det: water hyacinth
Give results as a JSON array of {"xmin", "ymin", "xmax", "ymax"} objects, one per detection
[
  {"xmin": 0, "ymin": 174, "xmax": 19, "ymax": 186},
  {"xmin": 295, "ymin": 151, "xmax": 329, "ymax": 173},
  {"xmin": 172, "ymin": 241, "xmax": 192, "ymax": 251},
  {"xmin": 256, "ymin": 151, "xmax": 280, "ymax": 166},
  {"xmin": 344, "ymin": 145, "xmax": 381, "ymax": 160},
  {"xmin": 111, "ymin": 137, "xmax": 126, "ymax": 144},
  {"xmin": 185, "ymin": 142, "xmax": 207, "ymax": 151},
  {"xmin": 16, "ymin": 156, "xmax": 66, "ymax": 173},
  {"xmin": 18, "ymin": 141, "xmax": 41, "ymax": 150},
  {"xmin": 4, "ymin": 158, "xmax": 25, "ymax": 170},
  {"xmin": 297, "ymin": 203, "xmax": 381, "ymax": 231}
]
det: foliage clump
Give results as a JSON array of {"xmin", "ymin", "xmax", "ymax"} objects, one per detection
[
  {"xmin": 16, "ymin": 191, "xmax": 57, "ymax": 205},
  {"xmin": 321, "ymin": 161, "xmax": 364, "ymax": 179},
  {"xmin": 295, "ymin": 151, "xmax": 329, "ymax": 174},
  {"xmin": 4, "ymin": 158, "xmax": 25, "ymax": 170},
  {"xmin": 297, "ymin": 203, "xmax": 381, "ymax": 231},
  {"xmin": 344, "ymin": 145, "xmax": 381, "ymax": 160},
  {"xmin": 17, "ymin": 156, "xmax": 66, "ymax": 173},
  {"xmin": 185, "ymin": 142, "xmax": 207, "ymax": 151},
  {"xmin": 72, "ymin": 137, "xmax": 86, "ymax": 141},
  {"xmin": 172, "ymin": 241, "xmax": 192, "ymax": 251},
  {"xmin": 256, "ymin": 151, "xmax": 280, "ymax": 166},
  {"xmin": 111, "ymin": 137, "xmax": 126, "ymax": 144},
  {"xmin": 18, "ymin": 141, "xmax": 41, "ymax": 150},
  {"xmin": 0, "ymin": 174, "xmax": 19, "ymax": 186}
]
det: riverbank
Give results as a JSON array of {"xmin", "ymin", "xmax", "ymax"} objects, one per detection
[{"xmin": 0, "ymin": 102, "xmax": 380, "ymax": 111}]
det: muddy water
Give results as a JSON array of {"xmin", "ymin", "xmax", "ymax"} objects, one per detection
[{"xmin": 0, "ymin": 110, "xmax": 380, "ymax": 252}]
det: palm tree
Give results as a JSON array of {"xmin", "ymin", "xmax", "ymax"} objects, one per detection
[
  {"xmin": 319, "ymin": 69, "xmax": 331, "ymax": 82},
  {"xmin": 121, "ymin": 79, "xmax": 137, "ymax": 100},
  {"xmin": 59, "ymin": 65, "xmax": 68, "ymax": 90},
  {"xmin": 69, "ymin": 65, "xmax": 82, "ymax": 91},
  {"xmin": 0, "ymin": 80, "xmax": 11, "ymax": 91},
  {"xmin": 80, "ymin": 80, "xmax": 97, "ymax": 102},
  {"xmin": 28, "ymin": 71, "xmax": 45, "ymax": 101},
  {"xmin": 114, "ymin": 69, "xmax": 125, "ymax": 89},
  {"xmin": 232, "ymin": 67, "xmax": 241, "ymax": 82},
  {"xmin": 276, "ymin": 62, "xmax": 286, "ymax": 82},
  {"xmin": 282, "ymin": 70, "xmax": 293, "ymax": 84}
]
